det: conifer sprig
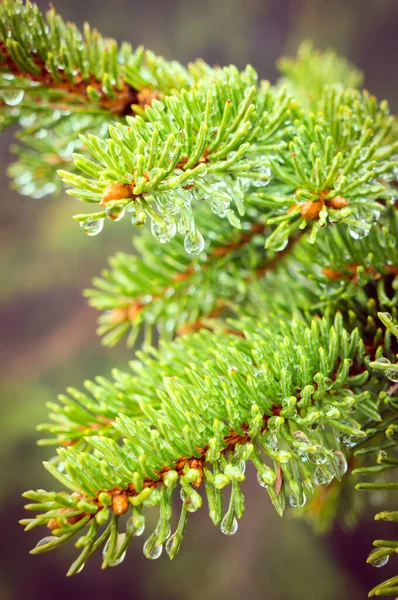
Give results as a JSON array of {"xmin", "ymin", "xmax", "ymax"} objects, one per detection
[
  {"xmin": 256, "ymin": 88, "xmax": 398, "ymax": 250},
  {"xmin": 59, "ymin": 72, "xmax": 285, "ymax": 248},
  {"xmin": 87, "ymin": 208, "xmax": 398, "ymax": 347},
  {"xmin": 0, "ymin": 2, "xmax": 397, "ymax": 593},
  {"xmin": 61, "ymin": 83, "xmax": 398, "ymax": 253},
  {"xmin": 23, "ymin": 312, "xmax": 375, "ymax": 571},
  {"xmin": 0, "ymin": 0, "xmax": 193, "ymax": 120},
  {"xmin": 354, "ymin": 314, "xmax": 398, "ymax": 597},
  {"xmin": 278, "ymin": 41, "xmax": 363, "ymax": 107}
]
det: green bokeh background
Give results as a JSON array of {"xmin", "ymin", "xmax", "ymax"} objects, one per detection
[{"xmin": 1, "ymin": 1, "xmax": 398, "ymax": 598}]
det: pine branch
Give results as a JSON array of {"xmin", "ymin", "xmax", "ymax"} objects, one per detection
[
  {"xmin": 8, "ymin": 113, "xmax": 110, "ymax": 198},
  {"xmin": 23, "ymin": 311, "xmax": 379, "ymax": 572},
  {"xmin": 86, "ymin": 207, "xmax": 397, "ymax": 347},
  {"xmin": 57, "ymin": 82, "xmax": 397, "ymax": 255},
  {"xmin": 86, "ymin": 219, "xmax": 267, "ymax": 347},
  {"xmin": 1, "ymin": 3, "xmax": 397, "ymax": 592},
  {"xmin": 277, "ymin": 41, "xmax": 363, "ymax": 108},
  {"xmin": 0, "ymin": 0, "xmax": 193, "ymax": 121},
  {"xmin": 0, "ymin": 0, "xmax": 199, "ymax": 199},
  {"xmin": 353, "ymin": 314, "xmax": 398, "ymax": 598},
  {"xmin": 255, "ymin": 88, "xmax": 398, "ymax": 250},
  {"xmin": 84, "ymin": 207, "xmax": 276, "ymax": 347},
  {"xmin": 59, "ymin": 72, "xmax": 286, "ymax": 243}
]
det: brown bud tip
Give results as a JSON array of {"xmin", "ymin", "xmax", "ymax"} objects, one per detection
[
  {"xmin": 109, "ymin": 307, "xmax": 129, "ymax": 324},
  {"xmin": 66, "ymin": 513, "xmax": 84, "ymax": 525},
  {"xmin": 112, "ymin": 494, "xmax": 129, "ymax": 515},
  {"xmin": 326, "ymin": 195, "xmax": 348, "ymax": 209},
  {"xmin": 137, "ymin": 87, "xmax": 162, "ymax": 108},
  {"xmin": 47, "ymin": 518, "xmax": 60, "ymax": 530},
  {"xmin": 127, "ymin": 301, "xmax": 144, "ymax": 321},
  {"xmin": 300, "ymin": 199, "xmax": 323, "ymax": 220},
  {"xmin": 100, "ymin": 182, "xmax": 134, "ymax": 206},
  {"xmin": 322, "ymin": 267, "xmax": 343, "ymax": 280}
]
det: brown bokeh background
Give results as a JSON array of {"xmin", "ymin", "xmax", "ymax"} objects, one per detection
[{"xmin": 1, "ymin": 1, "xmax": 398, "ymax": 598}]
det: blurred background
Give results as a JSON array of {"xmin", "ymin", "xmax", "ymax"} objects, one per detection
[{"xmin": 2, "ymin": 0, "xmax": 398, "ymax": 598}]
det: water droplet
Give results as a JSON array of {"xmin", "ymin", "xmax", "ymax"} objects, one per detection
[
  {"xmin": 165, "ymin": 533, "xmax": 178, "ymax": 557},
  {"xmin": 106, "ymin": 204, "xmax": 125, "ymax": 222},
  {"xmin": 349, "ymin": 226, "xmax": 369, "ymax": 240},
  {"xmin": 160, "ymin": 523, "xmax": 171, "ymax": 543},
  {"xmin": 195, "ymin": 186, "xmax": 210, "ymax": 202},
  {"xmin": 292, "ymin": 431, "xmax": 310, "ymax": 445},
  {"xmin": 143, "ymin": 538, "xmax": 162, "ymax": 560},
  {"xmin": 333, "ymin": 451, "xmax": 348, "ymax": 476},
  {"xmin": 19, "ymin": 113, "xmax": 36, "ymax": 128},
  {"xmin": 292, "ymin": 430, "xmax": 310, "ymax": 458},
  {"xmin": 177, "ymin": 208, "xmax": 194, "ymax": 235},
  {"xmin": 132, "ymin": 515, "xmax": 145, "ymax": 536},
  {"xmin": 338, "ymin": 424, "xmax": 361, "ymax": 448},
  {"xmin": 184, "ymin": 229, "xmax": 205, "ymax": 255},
  {"xmin": 371, "ymin": 555, "xmax": 389, "ymax": 568},
  {"xmin": 210, "ymin": 197, "xmax": 230, "ymax": 218},
  {"xmin": 256, "ymin": 471, "xmax": 269, "ymax": 488},
  {"xmin": 239, "ymin": 460, "xmax": 246, "ymax": 475},
  {"xmin": 151, "ymin": 219, "xmax": 176, "ymax": 243},
  {"xmin": 176, "ymin": 188, "xmax": 193, "ymax": 208},
  {"xmin": 251, "ymin": 163, "xmax": 271, "ymax": 188},
  {"xmin": 3, "ymin": 89, "xmax": 25, "ymax": 106},
  {"xmin": 181, "ymin": 487, "xmax": 202, "ymax": 512},
  {"xmin": 377, "ymin": 357, "xmax": 391, "ymax": 364},
  {"xmin": 313, "ymin": 467, "xmax": 333, "ymax": 486},
  {"xmin": 35, "ymin": 536, "xmax": 58, "ymax": 549},
  {"xmin": 307, "ymin": 446, "xmax": 328, "ymax": 464},
  {"xmin": 108, "ymin": 550, "xmax": 126, "ymax": 566},
  {"xmin": 102, "ymin": 534, "xmax": 127, "ymax": 566},
  {"xmin": 80, "ymin": 219, "xmax": 104, "ymax": 236},
  {"xmin": 156, "ymin": 190, "xmax": 183, "ymax": 216},
  {"xmin": 267, "ymin": 434, "xmax": 279, "ymax": 450},
  {"xmin": 386, "ymin": 368, "xmax": 398, "ymax": 382},
  {"xmin": 267, "ymin": 237, "xmax": 288, "ymax": 252},
  {"xmin": 220, "ymin": 515, "xmax": 238, "ymax": 535},
  {"xmin": 288, "ymin": 492, "xmax": 306, "ymax": 508},
  {"xmin": 237, "ymin": 176, "xmax": 252, "ymax": 192},
  {"xmin": 130, "ymin": 209, "xmax": 146, "ymax": 227}
]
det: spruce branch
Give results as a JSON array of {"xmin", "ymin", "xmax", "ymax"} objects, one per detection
[
  {"xmin": 84, "ymin": 208, "xmax": 282, "ymax": 347},
  {"xmin": 0, "ymin": 2, "xmax": 397, "ymax": 592},
  {"xmin": 0, "ymin": 0, "xmax": 199, "ymax": 199},
  {"xmin": 87, "ymin": 208, "xmax": 398, "ymax": 347},
  {"xmin": 59, "ymin": 82, "xmax": 398, "ymax": 253},
  {"xmin": 0, "ymin": 0, "xmax": 193, "ymax": 121},
  {"xmin": 59, "ymin": 72, "xmax": 286, "ymax": 245},
  {"xmin": 353, "ymin": 314, "xmax": 398, "ymax": 597},
  {"xmin": 278, "ymin": 41, "xmax": 363, "ymax": 108},
  {"xmin": 256, "ymin": 88, "xmax": 398, "ymax": 250},
  {"xmin": 24, "ymin": 311, "xmax": 378, "ymax": 571}
]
